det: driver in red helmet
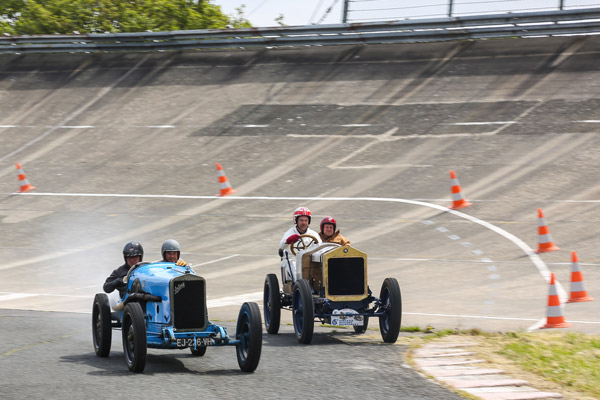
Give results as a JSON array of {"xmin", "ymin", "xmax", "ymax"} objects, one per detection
[
  {"xmin": 279, "ymin": 206, "xmax": 321, "ymax": 282},
  {"xmin": 319, "ymin": 216, "xmax": 350, "ymax": 246}
]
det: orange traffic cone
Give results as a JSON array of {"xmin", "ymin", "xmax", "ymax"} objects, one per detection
[
  {"xmin": 15, "ymin": 163, "xmax": 36, "ymax": 193},
  {"xmin": 216, "ymin": 163, "xmax": 236, "ymax": 197},
  {"xmin": 568, "ymin": 251, "xmax": 594, "ymax": 303},
  {"xmin": 449, "ymin": 170, "xmax": 472, "ymax": 210},
  {"xmin": 542, "ymin": 273, "xmax": 571, "ymax": 329},
  {"xmin": 535, "ymin": 208, "xmax": 559, "ymax": 253}
]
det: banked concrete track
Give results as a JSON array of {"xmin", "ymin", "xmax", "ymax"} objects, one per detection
[{"xmin": 1, "ymin": 36, "xmax": 599, "ymax": 398}]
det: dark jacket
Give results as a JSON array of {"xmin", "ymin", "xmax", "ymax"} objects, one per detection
[
  {"xmin": 103, "ymin": 263, "xmax": 130, "ymax": 298},
  {"xmin": 319, "ymin": 230, "xmax": 350, "ymax": 246}
]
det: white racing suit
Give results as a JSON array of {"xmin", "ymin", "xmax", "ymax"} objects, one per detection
[{"xmin": 279, "ymin": 226, "xmax": 321, "ymax": 282}]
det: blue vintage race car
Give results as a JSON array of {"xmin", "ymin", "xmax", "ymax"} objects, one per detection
[{"xmin": 92, "ymin": 261, "xmax": 262, "ymax": 373}]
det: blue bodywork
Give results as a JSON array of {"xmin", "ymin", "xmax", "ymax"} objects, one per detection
[{"xmin": 115, "ymin": 261, "xmax": 238, "ymax": 350}]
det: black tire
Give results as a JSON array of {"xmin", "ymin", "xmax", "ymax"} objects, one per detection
[
  {"xmin": 190, "ymin": 346, "xmax": 207, "ymax": 356},
  {"xmin": 122, "ymin": 302, "xmax": 147, "ymax": 373},
  {"xmin": 379, "ymin": 278, "xmax": 402, "ymax": 343},
  {"xmin": 354, "ymin": 316, "xmax": 369, "ymax": 334},
  {"xmin": 92, "ymin": 293, "xmax": 112, "ymax": 357},
  {"xmin": 292, "ymin": 279, "xmax": 314, "ymax": 344},
  {"xmin": 264, "ymin": 274, "xmax": 281, "ymax": 334},
  {"xmin": 236, "ymin": 302, "xmax": 262, "ymax": 372}
]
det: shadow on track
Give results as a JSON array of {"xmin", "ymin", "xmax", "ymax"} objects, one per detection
[{"xmin": 61, "ymin": 351, "xmax": 249, "ymax": 376}]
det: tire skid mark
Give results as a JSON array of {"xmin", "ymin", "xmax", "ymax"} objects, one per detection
[
  {"xmin": 0, "ymin": 331, "xmax": 85, "ymax": 358},
  {"xmin": 422, "ymin": 219, "xmax": 501, "ymax": 317}
]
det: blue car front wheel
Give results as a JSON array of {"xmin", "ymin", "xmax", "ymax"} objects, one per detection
[
  {"xmin": 236, "ymin": 302, "xmax": 262, "ymax": 372},
  {"xmin": 122, "ymin": 302, "xmax": 147, "ymax": 373}
]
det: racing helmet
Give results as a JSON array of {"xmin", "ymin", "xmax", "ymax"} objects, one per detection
[
  {"xmin": 161, "ymin": 239, "xmax": 181, "ymax": 260},
  {"xmin": 123, "ymin": 241, "xmax": 144, "ymax": 262},
  {"xmin": 320, "ymin": 216, "xmax": 337, "ymax": 233},
  {"xmin": 293, "ymin": 207, "xmax": 312, "ymax": 225}
]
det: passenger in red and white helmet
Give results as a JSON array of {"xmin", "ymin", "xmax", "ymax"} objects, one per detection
[
  {"xmin": 279, "ymin": 207, "xmax": 321, "ymax": 282},
  {"xmin": 319, "ymin": 216, "xmax": 350, "ymax": 246}
]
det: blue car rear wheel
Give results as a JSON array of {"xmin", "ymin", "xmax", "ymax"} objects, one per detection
[
  {"xmin": 92, "ymin": 293, "xmax": 112, "ymax": 357},
  {"xmin": 190, "ymin": 346, "xmax": 207, "ymax": 356}
]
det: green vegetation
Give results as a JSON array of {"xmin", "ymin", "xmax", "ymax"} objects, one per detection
[
  {"xmin": 497, "ymin": 332, "xmax": 600, "ymax": 398},
  {"xmin": 399, "ymin": 325, "xmax": 421, "ymax": 332},
  {"xmin": 407, "ymin": 329, "xmax": 600, "ymax": 400},
  {"xmin": 0, "ymin": 0, "xmax": 251, "ymax": 35}
]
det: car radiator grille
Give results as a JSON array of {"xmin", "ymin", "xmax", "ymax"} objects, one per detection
[
  {"xmin": 172, "ymin": 278, "xmax": 207, "ymax": 330},
  {"xmin": 327, "ymin": 257, "xmax": 365, "ymax": 295}
]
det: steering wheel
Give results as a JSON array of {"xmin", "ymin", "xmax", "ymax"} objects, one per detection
[
  {"xmin": 124, "ymin": 261, "xmax": 149, "ymax": 284},
  {"xmin": 290, "ymin": 234, "xmax": 319, "ymax": 255}
]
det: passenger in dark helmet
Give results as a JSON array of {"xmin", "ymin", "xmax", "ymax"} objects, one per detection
[
  {"xmin": 161, "ymin": 239, "xmax": 189, "ymax": 266},
  {"xmin": 103, "ymin": 241, "xmax": 144, "ymax": 298}
]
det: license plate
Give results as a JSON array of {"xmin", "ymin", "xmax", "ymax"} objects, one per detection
[
  {"xmin": 176, "ymin": 337, "xmax": 213, "ymax": 348},
  {"xmin": 331, "ymin": 315, "xmax": 364, "ymax": 326},
  {"xmin": 331, "ymin": 308, "xmax": 364, "ymax": 326}
]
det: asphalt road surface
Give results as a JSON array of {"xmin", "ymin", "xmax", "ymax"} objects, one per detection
[
  {"xmin": 1, "ymin": 36, "xmax": 599, "ymax": 398},
  {"xmin": 2, "ymin": 309, "xmax": 463, "ymax": 400}
]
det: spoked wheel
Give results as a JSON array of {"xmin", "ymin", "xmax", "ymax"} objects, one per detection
[
  {"xmin": 354, "ymin": 316, "xmax": 369, "ymax": 334},
  {"xmin": 236, "ymin": 302, "xmax": 262, "ymax": 372},
  {"xmin": 122, "ymin": 302, "xmax": 147, "ymax": 373},
  {"xmin": 264, "ymin": 274, "xmax": 281, "ymax": 334},
  {"xmin": 292, "ymin": 279, "xmax": 314, "ymax": 344},
  {"xmin": 190, "ymin": 346, "xmax": 207, "ymax": 356},
  {"xmin": 378, "ymin": 278, "xmax": 402, "ymax": 343},
  {"xmin": 92, "ymin": 293, "xmax": 112, "ymax": 357}
]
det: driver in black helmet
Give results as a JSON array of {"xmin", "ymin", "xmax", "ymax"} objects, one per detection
[
  {"xmin": 103, "ymin": 241, "xmax": 144, "ymax": 298},
  {"xmin": 160, "ymin": 239, "xmax": 189, "ymax": 267}
]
